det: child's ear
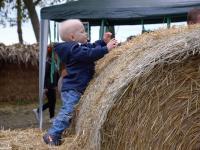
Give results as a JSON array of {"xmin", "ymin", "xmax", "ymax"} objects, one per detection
[
  {"xmin": 66, "ymin": 34, "xmax": 74, "ymax": 41},
  {"xmin": 70, "ymin": 34, "xmax": 75, "ymax": 41},
  {"xmin": 71, "ymin": 35, "xmax": 75, "ymax": 41}
]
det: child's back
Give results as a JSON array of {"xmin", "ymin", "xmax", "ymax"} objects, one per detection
[{"xmin": 55, "ymin": 40, "xmax": 108, "ymax": 93}]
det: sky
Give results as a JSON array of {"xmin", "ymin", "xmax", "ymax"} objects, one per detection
[
  {"xmin": 0, "ymin": 22, "xmax": 145, "ymax": 45},
  {"xmin": 0, "ymin": 22, "xmax": 187, "ymax": 45}
]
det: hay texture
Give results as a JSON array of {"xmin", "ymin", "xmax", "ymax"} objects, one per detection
[
  {"xmin": 0, "ymin": 43, "xmax": 38, "ymax": 66},
  {"xmin": 0, "ymin": 129, "xmax": 72, "ymax": 150},
  {"xmin": 0, "ymin": 129, "xmax": 45, "ymax": 150},
  {"xmin": 0, "ymin": 129, "xmax": 77, "ymax": 150},
  {"xmin": 65, "ymin": 25, "xmax": 200, "ymax": 150}
]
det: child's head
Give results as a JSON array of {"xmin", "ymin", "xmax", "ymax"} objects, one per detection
[
  {"xmin": 59, "ymin": 19, "xmax": 88, "ymax": 44},
  {"xmin": 187, "ymin": 8, "xmax": 200, "ymax": 25}
]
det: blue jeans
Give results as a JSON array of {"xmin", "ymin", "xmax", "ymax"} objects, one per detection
[{"xmin": 48, "ymin": 90, "xmax": 81, "ymax": 138}]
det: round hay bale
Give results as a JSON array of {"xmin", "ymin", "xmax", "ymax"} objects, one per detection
[{"xmin": 63, "ymin": 26, "xmax": 200, "ymax": 150}]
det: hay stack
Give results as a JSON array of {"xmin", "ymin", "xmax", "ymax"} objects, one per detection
[
  {"xmin": 63, "ymin": 25, "xmax": 200, "ymax": 150},
  {"xmin": 0, "ymin": 129, "xmax": 45, "ymax": 149},
  {"xmin": 0, "ymin": 44, "xmax": 39, "ymax": 102}
]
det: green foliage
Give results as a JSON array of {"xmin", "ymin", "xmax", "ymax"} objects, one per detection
[
  {"xmin": 0, "ymin": 0, "xmax": 65, "ymax": 27},
  {"xmin": 0, "ymin": 0, "xmax": 27, "ymax": 27},
  {"xmin": 0, "ymin": 0, "xmax": 66, "ymax": 42}
]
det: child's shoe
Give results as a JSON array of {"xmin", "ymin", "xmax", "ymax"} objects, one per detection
[
  {"xmin": 32, "ymin": 108, "xmax": 39, "ymax": 121},
  {"xmin": 49, "ymin": 117, "xmax": 54, "ymax": 123},
  {"xmin": 43, "ymin": 133, "xmax": 61, "ymax": 146}
]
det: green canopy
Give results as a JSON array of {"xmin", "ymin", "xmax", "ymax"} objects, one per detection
[{"xmin": 41, "ymin": 0, "xmax": 200, "ymax": 25}]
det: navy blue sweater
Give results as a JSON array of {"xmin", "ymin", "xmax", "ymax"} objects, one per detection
[{"xmin": 54, "ymin": 40, "xmax": 108, "ymax": 93}]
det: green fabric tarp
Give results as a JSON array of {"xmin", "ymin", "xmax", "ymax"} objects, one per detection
[{"xmin": 41, "ymin": 0, "xmax": 200, "ymax": 25}]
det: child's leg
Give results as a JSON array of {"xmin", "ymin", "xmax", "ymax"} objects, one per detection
[
  {"xmin": 47, "ymin": 88, "xmax": 56, "ymax": 118},
  {"xmin": 37, "ymin": 102, "xmax": 49, "ymax": 113},
  {"xmin": 47, "ymin": 90, "xmax": 81, "ymax": 138}
]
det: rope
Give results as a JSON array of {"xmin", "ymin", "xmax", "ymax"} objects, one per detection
[
  {"xmin": 48, "ymin": 22, "xmax": 55, "ymax": 84},
  {"xmin": 57, "ymin": 22, "xmax": 60, "ymax": 42},
  {"xmin": 141, "ymin": 19, "xmax": 146, "ymax": 33},
  {"xmin": 50, "ymin": 22, "xmax": 61, "ymax": 83},
  {"xmin": 54, "ymin": 22, "xmax": 56, "ymax": 42}
]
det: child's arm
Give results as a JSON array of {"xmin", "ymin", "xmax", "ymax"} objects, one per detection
[{"xmin": 71, "ymin": 38, "xmax": 118, "ymax": 62}]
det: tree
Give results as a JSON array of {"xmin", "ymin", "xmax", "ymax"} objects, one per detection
[
  {"xmin": 17, "ymin": 0, "xmax": 23, "ymax": 44},
  {"xmin": 0, "ymin": 0, "xmax": 65, "ymax": 44},
  {"xmin": 23, "ymin": 0, "xmax": 40, "ymax": 42}
]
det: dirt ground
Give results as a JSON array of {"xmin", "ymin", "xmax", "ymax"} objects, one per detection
[{"xmin": 0, "ymin": 101, "xmax": 61, "ymax": 130}]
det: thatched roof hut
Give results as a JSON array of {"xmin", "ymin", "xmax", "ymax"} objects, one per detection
[
  {"xmin": 1, "ymin": 25, "xmax": 200, "ymax": 150},
  {"xmin": 0, "ymin": 44, "xmax": 39, "ymax": 102}
]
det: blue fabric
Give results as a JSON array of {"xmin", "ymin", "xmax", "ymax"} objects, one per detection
[
  {"xmin": 54, "ymin": 40, "xmax": 108, "ymax": 93},
  {"xmin": 48, "ymin": 90, "xmax": 81, "ymax": 137}
]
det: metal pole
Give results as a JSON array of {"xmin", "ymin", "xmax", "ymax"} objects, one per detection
[
  {"xmin": 39, "ymin": 19, "xmax": 49, "ymax": 130},
  {"xmin": 99, "ymin": 19, "xmax": 105, "ymax": 40},
  {"xmin": 167, "ymin": 16, "xmax": 171, "ymax": 29},
  {"xmin": 141, "ymin": 19, "xmax": 145, "ymax": 33},
  {"xmin": 57, "ymin": 22, "xmax": 60, "ymax": 42}
]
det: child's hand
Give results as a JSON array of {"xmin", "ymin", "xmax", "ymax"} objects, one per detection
[
  {"xmin": 103, "ymin": 32, "xmax": 112, "ymax": 44},
  {"xmin": 106, "ymin": 38, "xmax": 118, "ymax": 51},
  {"xmin": 61, "ymin": 69, "xmax": 68, "ymax": 77}
]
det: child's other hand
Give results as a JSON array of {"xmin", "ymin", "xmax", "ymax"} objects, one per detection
[
  {"xmin": 61, "ymin": 69, "xmax": 68, "ymax": 77},
  {"xmin": 106, "ymin": 38, "xmax": 118, "ymax": 51},
  {"xmin": 103, "ymin": 32, "xmax": 112, "ymax": 43}
]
